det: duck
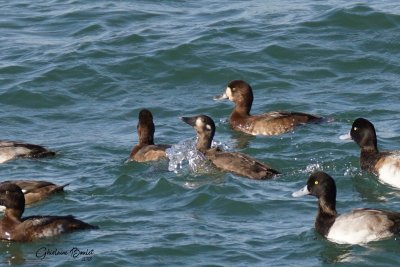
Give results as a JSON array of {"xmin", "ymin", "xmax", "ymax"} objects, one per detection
[
  {"xmin": 292, "ymin": 171, "xmax": 400, "ymax": 244},
  {"xmin": 0, "ymin": 141, "xmax": 55, "ymax": 164},
  {"xmin": 181, "ymin": 114, "xmax": 279, "ymax": 179},
  {"xmin": 129, "ymin": 109, "xmax": 171, "ymax": 162},
  {"xmin": 0, "ymin": 182, "xmax": 98, "ymax": 242},
  {"xmin": 0, "ymin": 180, "xmax": 68, "ymax": 206},
  {"xmin": 214, "ymin": 80, "xmax": 322, "ymax": 136},
  {"xmin": 340, "ymin": 118, "xmax": 400, "ymax": 188}
]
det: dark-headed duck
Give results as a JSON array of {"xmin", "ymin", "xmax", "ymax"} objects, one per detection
[
  {"xmin": 181, "ymin": 114, "xmax": 279, "ymax": 180},
  {"xmin": 130, "ymin": 109, "xmax": 171, "ymax": 162},
  {"xmin": 0, "ymin": 183, "xmax": 97, "ymax": 242},
  {"xmin": 0, "ymin": 141, "xmax": 55, "ymax": 164},
  {"xmin": 293, "ymin": 171, "xmax": 400, "ymax": 244},
  {"xmin": 214, "ymin": 80, "xmax": 322, "ymax": 136},
  {"xmin": 340, "ymin": 118, "xmax": 400, "ymax": 188},
  {"xmin": 0, "ymin": 180, "xmax": 68, "ymax": 206}
]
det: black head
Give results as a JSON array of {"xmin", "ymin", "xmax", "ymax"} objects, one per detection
[
  {"xmin": 307, "ymin": 172, "xmax": 336, "ymax": 200},
  {"xmin": 0, "ymin": 183, "xmax": 25, "ymax": 213},
  {"xmin": 350, "ymin": 118, "xmax": 378, "ymax": 151},
  {"xmin": 293, "ymin": 171, "xmax": 337, "ymax": 202},
  {"xmin": 137, "ymin": 109, "xmax": 155, "ymax": 144},
  {"xmin": 293, "ymin": 172, "xmax": 338, "ymax": 236}
]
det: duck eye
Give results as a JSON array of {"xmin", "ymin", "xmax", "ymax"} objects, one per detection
[
  {"xmin": 231, "ymin": 87, "xmax": 236, "ymax": 92},
  {"xmin": 353, "ymin": 127, "xmax": 358, "ymax": 131},
  {"xmin": 314, "ymin": 181, "xmax": 319, "ymax": 185}
]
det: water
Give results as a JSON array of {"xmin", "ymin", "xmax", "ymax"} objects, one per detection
[{"xmin": 1, "ymin": 0, "xmax": 400, "ymax": 266}]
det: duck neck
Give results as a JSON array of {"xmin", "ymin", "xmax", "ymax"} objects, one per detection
[
  {"xmin": 360, "ymin": 143, "xmax": 379, "ymax": 154},
  {"xmin": 196, "ymin": 132, "xmax": 212, "ymax": 153},
  {"xmin": 360, "ymin": 148, "xmax": 380, "ymax": 172},
  {"xmin": 139, "ymin": 135, "xmax": 154, "ymax": 145},
  {"xmin": 358, "ymin": 129, "xmax": 378, "ymax": 155},
  {"xmin": 233, "ymin": 102, "xmax": 251, "ymax": 116},
  {"xmin": 4, "ymin": 208, "xmax": 23, "ymax": 223},
  {"xmin": 315, "ymin": 197, "xmax": 337, "ymax": 236},
  {"xmin": 138, "ymin": 127, "xmax": 155, "ymax": 145}
]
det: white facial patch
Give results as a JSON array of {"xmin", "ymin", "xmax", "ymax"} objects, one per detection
[
  {"xmin": 195, "ymin": 118, "xmax": 205, "ymax": 128},
  {"xmin": 206, "ymin": 124, "xmax": 212, "ymax": 130},
  {"xmin": 226, "ymin": 87, "xmax": 233, "ymax": 101}
]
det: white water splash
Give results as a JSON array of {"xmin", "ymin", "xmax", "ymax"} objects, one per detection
[
  {"xmin": 344, "ymin": 166, "xmax": 359, "ymax": 176},
  {"xmin": 304, "ymin": 163, "xmax": 322, "ymax": 173},
  {"xmin": 166, "ymin": 138, "xmax": 229, "ymax": 175}
]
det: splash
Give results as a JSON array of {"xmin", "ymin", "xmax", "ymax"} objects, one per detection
[
  {"xmin": 166, "ymin": 138, "xmax": 229, "ymax": 175},
  {"xmin": 304, "ymin": 163, "xmax": 322, "ymax": 173}
]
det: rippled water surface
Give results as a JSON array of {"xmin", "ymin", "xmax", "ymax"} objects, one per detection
[{"xmin": 1, "ymin": 0, "xmax": 400, "ymax": 266}]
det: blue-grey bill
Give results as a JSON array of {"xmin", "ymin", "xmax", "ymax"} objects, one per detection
[
  {"xmin": 292, "ymin": 185, "xmax": 310, "ymax": 197},
  {"xmin": 213, "ymin": 93, "xmax": 228, "ymax": 100},
  {"xmin": 339, "ymin": 132, "xmax": 351, "ymax": 140}
]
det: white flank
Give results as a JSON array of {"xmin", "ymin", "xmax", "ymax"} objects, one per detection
[
  {"xmin": 0, "ymin": 155, "xmax": 12, "ymax": 164},
  {"xmin": 378, "ymin": 157, "xmax": 400, "ymax": 188},
  {"xmin": 327, "ymin": 210, "xmax": 393, "ymax": 244}
]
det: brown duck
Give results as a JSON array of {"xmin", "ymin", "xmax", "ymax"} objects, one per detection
[
  {"xmin": 0, "ymin": 141, "xmax": 55, "ymax": 164},
  {"xmin": 0, "ymin": 183, "xmax": 97, "ymax": 242},
  {"xmin": 130, "ymin": 109, "xmax": 171, "ymax": 162},
  {"xmin": 0, "ymin": 180, "xmax": 67, "ymax": 206},
  {"xmin": 214, "ymin": 80, "xmax": 322, "ymax": 136},
  {"xmin": 181, "ymin": 114, "xmax": 279, "ymax": 180}
]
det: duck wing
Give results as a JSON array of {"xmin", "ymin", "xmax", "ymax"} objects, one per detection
[
  {"xmin": 206, "ymin": 150, "xmax": 279, "ymax": 180},
  {"xmin": 0, "ymin": 141, "xmax": 55, "ymax": 163},
  {"xmin": 19, "ymin": 215, "xmax": 98, "ymax": 241},
  {"xmin": 237, "ymin": 111, "xmax": 321, "ymax": 136}
]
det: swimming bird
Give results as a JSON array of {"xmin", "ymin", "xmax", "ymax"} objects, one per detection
[
  {"xmin": 214, "ymin": 80, "xmax": 322, "ymax": 136},
  {"xmin": 181, "ymin": 114, "xmax": 279, "ymax": 179},
  {"xmin": 0, "ymin": 141, "xmax": 55, "ymax": 164},
  {"xmin": 292, "ymin": 171, "xmax": 400, "ymax": 244},
  {"xmin": 0, "ymin": 183, "xmax": 98, "ymax": 242},
  {"xmin": 0, "ymin": 180, "xmax": 68, "ymax": 206},
  {"xmin": 340, "ymin": 118, "xmax": 400, "ymax": 188},
  {"xmin": 129, "ymin": 109, "xmax": 171, "ymax": 162}
]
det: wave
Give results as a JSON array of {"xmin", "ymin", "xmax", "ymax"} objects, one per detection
[{"xmin": 302, "ymin": 4, "xmax": 400, "ymax": 30}]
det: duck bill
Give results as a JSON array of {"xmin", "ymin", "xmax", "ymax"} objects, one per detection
[
  {"xmin": 292, "ymin": 185, "xmax": 310, "ymax": 197},
  {"xmin": 213, "ymin": 92, "xmax": 228, "ymax": 100},
  {"xmin": 181, "ymin": 116, "xmax": 197, "ymax": 127},
  {"xmin": 339, "ymin": 132, "xmax": 352, "ymax": 140}
]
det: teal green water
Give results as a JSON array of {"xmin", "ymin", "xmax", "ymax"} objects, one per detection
[{"xmin": 1, "ymin": 0, "xmax": 400, "ymax": 266}]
